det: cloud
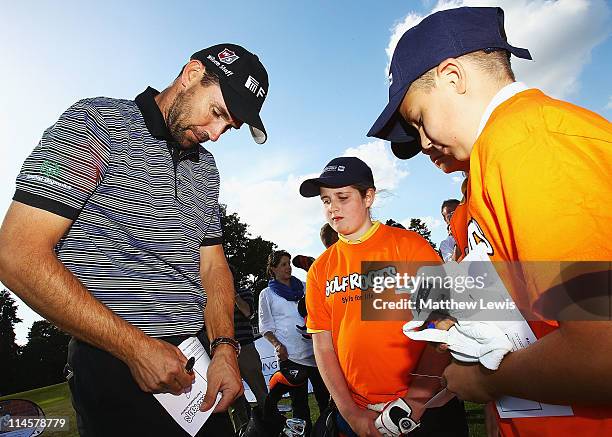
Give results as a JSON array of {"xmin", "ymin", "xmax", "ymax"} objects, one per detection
[
  {"xmin": 606, "ymin": 96, "xmax": 612, "ymax": 110},
  {"xmin": 220, "ymin": 140, "xmax": 409, "ymax": 259},
  {"xmin": 343, "ymin": 140, "xmax": 409, "ymax": 191},
  {"xmin": 221, "ymin": 174, "xmax": 323, "ymax": 257},
  {"xmin": 451, "ymin": 175, "xmax": 463, "ymax": 184},
  {"xmin": 386, "ymin": 0, "xmax": 611, "ymax": 99}
]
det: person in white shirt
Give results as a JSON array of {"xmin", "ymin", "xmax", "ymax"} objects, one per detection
[
  {"xmin": 258, "ymin": 250, "xmax": 329, "ymax": 434},
  {"xmin": 439, "ymin": 199, "xmax": 460, "ymax": 262}
]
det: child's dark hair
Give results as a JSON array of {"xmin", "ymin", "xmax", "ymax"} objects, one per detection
[{"xmin": 351, "ymin": 182, "xmax": 376, "ymax": 198}]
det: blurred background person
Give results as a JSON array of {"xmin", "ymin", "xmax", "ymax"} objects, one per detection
[
  {"xmin": 439, "ymin": 199, "xmax": 460, "ymax": 262},
  {"xmin": 229, "ymin": 265, "xmax": 268, "ymax": 435},
  {"xmin": 258, "ymin": 250, "xmax": 329, "ymax": 434}
]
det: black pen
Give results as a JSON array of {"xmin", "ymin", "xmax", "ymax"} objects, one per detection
[{"xmin": 185, "ymin": 357, "xmax": 195, "ymax": 373}]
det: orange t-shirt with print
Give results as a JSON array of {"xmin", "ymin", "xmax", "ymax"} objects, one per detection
[
  {"xmin": 306, "ymin": 222, "xmax": 441, "ymax": 408},
  {"xmin": 466, "ymin": 88, "xmax": 612, "ymax": 436}
]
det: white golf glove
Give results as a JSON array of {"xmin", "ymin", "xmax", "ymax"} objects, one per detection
[
  {"xmin": 368, "ymin": 398, "xmax": 420, "ymax": 436},
  {"xmin": 403, "ymin": 320, "xmax": 513, "ymax": 370}
]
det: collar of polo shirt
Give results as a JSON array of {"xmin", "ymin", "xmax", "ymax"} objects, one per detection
[{"xmin": 135, "ymin": 87, "xmax": 199, "ymax": 163}]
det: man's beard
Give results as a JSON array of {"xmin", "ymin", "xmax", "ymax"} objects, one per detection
[{"xmin": 167, "ymin": 90, "xmax": 209, "ymax": 147}]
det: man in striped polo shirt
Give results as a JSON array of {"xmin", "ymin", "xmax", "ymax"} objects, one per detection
[{"xmin": 0, "ymin": 44, "xmax": 269, "ymax": 436}]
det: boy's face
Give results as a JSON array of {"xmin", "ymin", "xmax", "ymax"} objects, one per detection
[{"xmin": 398, "ymin": 63, "xmax": 480, "ymax": 163}]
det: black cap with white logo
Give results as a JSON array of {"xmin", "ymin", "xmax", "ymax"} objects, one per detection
[
  {"xmin": 191, "ymin": 44, "xmax": 269, "ymax": 144},
  {"xmin": 299, "ymin": 157, "xmax": 375, "ymax": 198}
]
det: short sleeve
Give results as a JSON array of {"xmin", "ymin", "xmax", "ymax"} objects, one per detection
[
  {"xmin": 197, "ymin": 150, "xmax": 223, "ymax": 246},
  {"xmin": 306, "ymin": 262, "xmax": 332, "ymax": 332},
  {"xmin": 14, "ymin": 100, "xmax": 111, "ymax": 220},
  {"xmin": 258, "ymin": 289, "xmax": 276, "ymax": 334}
]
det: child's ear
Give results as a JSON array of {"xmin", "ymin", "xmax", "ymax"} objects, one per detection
[
  {"xmin": 436, "ymin": 58, "xmax": 467, "ymax": 95},
  {"xmin": 365, "ymin": 188, "xmax": 376, "ymax": 208}
]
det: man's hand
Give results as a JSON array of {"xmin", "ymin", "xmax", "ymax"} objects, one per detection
[
  {"xmin": 200, "ymin": 346, "xmax": 243, "ymax": 413},
  {"xmin": 275, "ymin": 343, "xmax": 289, "ymax": 361},
  {"xmin": 344, "ymin": 406, "xmax": 382, "ymax": 437},
  {"xmin": 126, "ymin": 337, "xmax": 195, "ymax": 395},
  {"xmin": 443, "ymin": 361, "xmax": 495, "ymax": 403}
]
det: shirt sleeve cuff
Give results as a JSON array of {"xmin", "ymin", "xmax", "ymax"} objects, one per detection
[
  {"xmin": 306, "ymin": 328, "xmax": 329, "ymax": 334},
  {"xmin": 13, "ymin": 190, "xmax": 80, "ymax": 220},
  {"xmin": 200, "ymin": 236, "xmax": 223, "ymax": 247}
]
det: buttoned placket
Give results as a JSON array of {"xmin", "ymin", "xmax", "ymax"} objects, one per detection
[{"xmin": 169, "ymin": 144, "xmax": 199, "ymax": 201}]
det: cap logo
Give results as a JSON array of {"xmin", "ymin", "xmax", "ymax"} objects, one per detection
[
  {"xmin": 245, "ymin": 75, "xmax": 259, "ymax": 93},
  {"xmin": 206, "ymin": 54, "xmax": 234, "ymax": 77},
  {"xmin": 218, "ymin": 48, "xmax": 239, "ymax": 64},
  {"xmin": 323, "ymin": 165, "xmax": 345, "ymax": 173},
  {"xmin": 245, "ymin": 75, "xmax": 266, "ymax": 99}
]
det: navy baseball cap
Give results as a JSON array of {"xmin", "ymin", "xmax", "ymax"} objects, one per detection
[
  {"xmin": 192, "ymin": 44, "xmax": 269, "ymax": 144},
  {"xmin": 299, "ymin": 157, "xmax": 375, "ymax": 198},
  {"xmin": 367, "ymin": 7, "xmax": 532, "ymax": 159}
]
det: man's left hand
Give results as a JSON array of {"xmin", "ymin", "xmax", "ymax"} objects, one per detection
[
  {"xmin": 443, "ymin": 361, "xmax": 496, "ymax": 403},
  {"xmin": 200, "ymin": 345, "xmax": 243, "ymax": 413}
]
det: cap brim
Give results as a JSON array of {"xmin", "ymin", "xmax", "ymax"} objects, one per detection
[
  {"xmin": 367, "ymin": 83, "xmax": 409, "ymax": 140},
  {"xmin": 220, "ymin": 82, "xmax": 267, "ymax": 144},
  {"xmin": 299, "ymin": 176, "xmax": 354, "ymax": 198}
]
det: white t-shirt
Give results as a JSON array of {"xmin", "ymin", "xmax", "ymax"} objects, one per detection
[
  {"xmin": 258, "ymin": 286, "xmax": 316, "ymax": 367},
  {"xmin": 439, "ymin": 234, "xmax": 457, "ymax": 262}
]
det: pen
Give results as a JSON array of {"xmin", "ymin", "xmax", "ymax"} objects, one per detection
[
  {"xmin": 184, "ymin": 357, "xmax": 195, "ymax": 397},
  {"xmin": 185, "ymin": 357, "xmax": 195, "ymax": 373}
]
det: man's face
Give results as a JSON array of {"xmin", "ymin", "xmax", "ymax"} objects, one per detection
[
  {"xmin": 398, "ymin": 76, "xmax": 474, "ymax": 163},
  {"xmin": 441, "ymin": 205, "xmax": 457, "ymax": 224},
  {"xmin": 167, "ymin": 80, "xmax": 242, "ymax": 148}
]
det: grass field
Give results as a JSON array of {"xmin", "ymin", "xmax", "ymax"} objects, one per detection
[{"xmin": 1, "ymin": 383, "xmax": 486, "ymax": 436}]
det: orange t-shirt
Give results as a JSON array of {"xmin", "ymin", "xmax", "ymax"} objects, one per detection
[
  {"xmin": 466, "ymin": 89, "xmax": 612, "ymax": 436},
  {"xmin": 449, "ymin": 202, "xmax": 468, "ymax": 260},
  {"xmin": 306, "ymin": 223, "xmax": 441, "ymax": 407}
]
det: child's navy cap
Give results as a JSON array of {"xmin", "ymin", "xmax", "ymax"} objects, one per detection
[
  {"xmin": 367, "ymin": 7, "xmax": 532, "ymax": 158},
  {"xmin": 299, "ymin": 157, "xmax": 375, "ymax": 198}
]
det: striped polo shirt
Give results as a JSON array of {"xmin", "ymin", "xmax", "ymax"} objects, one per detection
[{"xmin": 13, "ymin": 87, "xmax": 223, "ymax": 337}]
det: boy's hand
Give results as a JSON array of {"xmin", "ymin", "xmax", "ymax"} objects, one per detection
[
  {"xmin": 369, "ymin": 398, "xmax": 420, "ymax": 436},
  {"xmin": 344, "ymin": 406, "xmax": 382, "ymax": 437}
]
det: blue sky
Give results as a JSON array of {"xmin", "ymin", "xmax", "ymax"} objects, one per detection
[{"xmin": 1, "ymin": 0, "xmax": 610, "ymax": 344}]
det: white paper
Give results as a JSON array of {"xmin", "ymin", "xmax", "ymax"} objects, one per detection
[
  {"xmin": 153, "ymin": 337, "xmax": 221, "ymax": 436},
  {"xmin": 463, "ymin": 245, "xmax": 574, "ymax": 419}
]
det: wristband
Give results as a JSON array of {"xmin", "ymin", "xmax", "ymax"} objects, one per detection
[{"xmin": 210, "ymin": 337, "xmax": 240, "ymax": 357}]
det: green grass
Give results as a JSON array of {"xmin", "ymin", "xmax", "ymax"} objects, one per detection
[{"xmin": 1, "ymin": 383, "xmax": 486, "ymax": 436}]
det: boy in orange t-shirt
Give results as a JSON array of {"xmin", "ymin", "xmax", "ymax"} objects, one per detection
[
  {"xmin": 368, "ymin": 6, "xmax": 612, "ymax": 437},
  {"xmin": 300, "ymin": 157, "xmax": 468, "ymax": 436}
]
